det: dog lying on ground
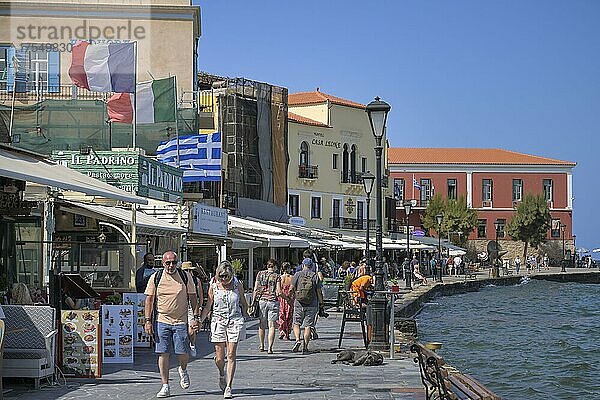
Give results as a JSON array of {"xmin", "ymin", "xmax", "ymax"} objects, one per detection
[{"xmin": 331, "ymin": 350, "xmax": 384, "ymax": 366}]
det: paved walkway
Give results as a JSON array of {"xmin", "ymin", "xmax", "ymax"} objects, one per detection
[
  {"xmin": 6, "ymin": 265, "xmax": 596, "ymax": 400},
  {"xmin": 7, "ymin": 309, "xmax": 424, "ymax": 400}
]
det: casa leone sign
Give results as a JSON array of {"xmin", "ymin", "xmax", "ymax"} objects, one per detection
[{"xmin": 51, "ymin": 150, "xmax": 183, "ymax": 203}]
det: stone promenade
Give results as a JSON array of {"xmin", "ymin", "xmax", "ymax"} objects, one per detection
[{"xmin": 8, "ymin": 308, "xmax": 425, "ymax": 400}]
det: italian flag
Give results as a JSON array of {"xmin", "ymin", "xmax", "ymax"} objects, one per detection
[{"xmin": 107, "ymin": 76, "xmax": 176, "ymax": 124}]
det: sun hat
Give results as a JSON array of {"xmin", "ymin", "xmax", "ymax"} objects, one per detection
[{"xmin": 181, "ymin": 261, "xmax": 194, "ymax": 270}]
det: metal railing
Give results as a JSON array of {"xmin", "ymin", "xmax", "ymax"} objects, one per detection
[
  {"xmin": 329, "ymin": 217, "xmax": 375, "ymax": 230},
  {"xmin": 341, "ymin": 171, "xmax": 363, "ymax": 184},
  {"xmin": 298, "ymin": 165, "xmax": 318, "ymax": 179},
  {"xmin": 0, "ymin": 84, "xmax": 110, "ymax": 102}
]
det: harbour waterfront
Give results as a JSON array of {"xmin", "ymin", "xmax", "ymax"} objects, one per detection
[{"xmin": 416, "ymin": 278, "xmax": 600, "ymax": 399}]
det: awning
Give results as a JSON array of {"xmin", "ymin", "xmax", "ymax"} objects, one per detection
[
  {"xmin": 61, "ymin": 273, "xmax": 100, "ymax": 299},
  {"xmin": 228, "ymin": 237, "xmax": 262, "ymax": 250},
  {"xmin": 238, "ymin": 231, "xmax": 309, "ymax": 248},
  {"xmin": 64, "ymin": 201, "xmax": 185, "ymax": 233},
  {"xmin": 323, "ymin": 238, "xmax": 364, "ymax": 249},
  {"xmin": 0, "ymin": 145, "xmax": 147, "ymax": 204}
]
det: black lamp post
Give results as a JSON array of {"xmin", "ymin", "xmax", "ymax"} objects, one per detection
[
  {"xmin": 404, "ymin": 201, "xmax": 412, "ymax": 289},
  {"xmin": 561, "ymin": 223, "xmax": 566, "ymax": 272},
  {"xmin": 362, "ymin": 171, "xmax": 375, "ymax": 274},
  {"xmin": 493, "ymin": 220, "xmax": 501, "ymax": 278},
  {"xmin": 436, "ymin": 214, "xmax": 443, "ymax": 283},
  {"xmin": 365, "ymin": 96, "xmax": 391, "ymax": 351}
]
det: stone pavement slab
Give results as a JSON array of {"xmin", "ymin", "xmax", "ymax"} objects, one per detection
[{"xmin": 6, "ymin": 308, "xmax": 424, "ymax": 400}]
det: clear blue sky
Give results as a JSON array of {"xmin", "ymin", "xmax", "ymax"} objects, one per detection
[{"xmin": 196, "ymin": 0, "xmax": 600, "ymax": 253}]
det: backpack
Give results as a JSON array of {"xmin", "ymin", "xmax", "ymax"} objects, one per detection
[{"xmin": 296, "ymin": 271, "xmax": 316, "ymax": 305}]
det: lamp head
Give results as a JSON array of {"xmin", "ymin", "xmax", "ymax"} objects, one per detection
[
  {"xmin": 436, "ymin": 214, "xmax": 443, "ymax": 226},
  {"xmin": 79, "ymin": 145, "xmax": 92, "ymax": 156},
  {"xmin": 362, "ymin": 171, "xmax": 375, "ymax": 195},
  {"xmin": 403, "ymin": 201, "xmax": 412, "ymax": 215},
  {"xmin": 365, "ymin": 96, "xmax": 391, "ymax": 139}
]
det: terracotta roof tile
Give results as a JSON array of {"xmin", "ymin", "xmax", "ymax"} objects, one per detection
[
  {"xmin": 387, "ymin": 148, "xmax": 576, "ymax": 166},
  {"xmin": 289, "ymin": 90, "xmax": 365, "ymax": 109},
  {"xmin": 288, "ymin": 112, "xmax": 330, "ymax": 128}
]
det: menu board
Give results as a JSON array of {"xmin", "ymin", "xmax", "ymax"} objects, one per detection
[
  {"xmin": 123, "ymin": 293, "xmax": 151, "ymax": 347},
  {"xmin": 101, "ymin": 305, "xmax": 134, "ymax": 364},
  {"xmin": 61, "ymin": 310, "xmax": 102, "ymax": 378}
]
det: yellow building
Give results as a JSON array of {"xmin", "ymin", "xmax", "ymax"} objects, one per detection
[{"xmin": 287, "ymin": 89, "xmax": 390, "ymax": 235}]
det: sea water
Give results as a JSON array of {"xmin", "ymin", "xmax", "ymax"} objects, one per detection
[{"xmin": 415, "ymin": 279, "xmax": 600, "ymax": 399}]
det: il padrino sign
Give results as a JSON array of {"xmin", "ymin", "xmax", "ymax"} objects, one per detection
[{"xmin": 52, "ymin": 150, "xmax": 183, "ymax": 203}]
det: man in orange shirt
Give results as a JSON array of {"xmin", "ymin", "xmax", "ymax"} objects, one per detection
[
  {"xmin": 351, "ymin": 273, "xmax": 373, "ymax": 305},
  {"xmin": 144, "ymin": 251, "xmax": 199, "ymax": 398}
]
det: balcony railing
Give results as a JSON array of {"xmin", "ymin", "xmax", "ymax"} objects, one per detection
[
  {"xmin": 298, "ymin": 165, "xmax": 318, "ymax": 179},
  {"xmin": 0, "ymin": 84, "xmax": 110, "ymax": 102},
  {"xmin": 341, "ymin": 171, "xmax": 363, "ymax": 184},
  {"xmin": 329, "ymin": 217, "xmax": 375, "ymax": 230}
]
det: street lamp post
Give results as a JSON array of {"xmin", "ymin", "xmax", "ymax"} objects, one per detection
[
  {"xmin": 436, "ymin": 214, "xmax": 443, "ymax": 283},
  {"xmin": 561, "ymin": 223, "xmax": 566, "ymax": 272},
  {"xmin": 404, "ymin": 201, "xmax": 412, "ymax": 289},
  {"xmin": 362, "ymin": 171, "xmax": 375, "ymax": 274},
  {"xmin": 365, "ymin": 96, "xmax": 391, "ymax": 351},
  {"xmin": 493, "ymin": 220, "xmax": 501, "ymax": 278}
]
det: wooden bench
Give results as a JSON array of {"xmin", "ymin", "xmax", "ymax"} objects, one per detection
[{"xmin": 410, "ymin": 342, "xmax": 501, "ymax": 400}]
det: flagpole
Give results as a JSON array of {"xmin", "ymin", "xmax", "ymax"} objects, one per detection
[
  {"xmin": 132, "ymin": 41, "xmax": 137, "ymax": 149},
  {"xmin": 412, "ymin": 173, "xmax": 415, "ymax": 200},
  {"xmin": 173, "ymin": 75, "xmax": 180, "ymax": 167}
]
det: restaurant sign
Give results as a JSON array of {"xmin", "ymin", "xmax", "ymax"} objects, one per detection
[
  {"xmin": 191, "ymin": 203, "xmax": 228, "ymax": 238},
  {"xmin": 52, "ymin": 150, "xmax": 183, "ymax": 203}
]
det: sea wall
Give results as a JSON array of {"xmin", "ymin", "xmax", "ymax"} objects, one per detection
[{"xmin": 394, "ymin": 271, "xmax": 600, "ymax": 319}]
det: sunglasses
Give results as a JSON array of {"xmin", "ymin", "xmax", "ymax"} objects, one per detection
[
  {"xmin": 164, "ymin": 260, "xmax": 177, "ymax": 265},
  {"xmin": 218, "ymin": 274, "xmax": 230, "ymax": 279}
]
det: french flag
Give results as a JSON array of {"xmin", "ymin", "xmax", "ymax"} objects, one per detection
[{"xmin": 69, "ymin": 41, "xmax": 135, "ymax": 93}]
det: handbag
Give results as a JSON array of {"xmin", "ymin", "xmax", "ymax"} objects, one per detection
[{"xmin": 250, "ymin": 298, "xmax": 261, "ymax": 318}]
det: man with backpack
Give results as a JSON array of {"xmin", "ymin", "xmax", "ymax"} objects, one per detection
[
  {"xmin": 290, "ymin": 257, "xmax": 324, "ymax": 354},
  {"xmin": 144, "ymin": 251, "xmax": 199, "ymax": 398}
]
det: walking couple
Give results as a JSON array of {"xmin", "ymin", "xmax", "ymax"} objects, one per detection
[{"xmin": 144, "ymin": 252, "xmax": 248, "ymax": 399}]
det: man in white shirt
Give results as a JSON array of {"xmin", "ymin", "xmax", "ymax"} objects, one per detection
[{"xmin": 453, "ymin": 255, "xmax": 462, "ymax": 275}]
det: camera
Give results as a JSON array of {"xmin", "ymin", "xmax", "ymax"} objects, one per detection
[{"xmin": 318, "ymin": 308, "xmax": 329, "ymax": 318}]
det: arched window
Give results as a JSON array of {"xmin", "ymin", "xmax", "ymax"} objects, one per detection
[
  {"xmin": 350, "ymin": 144, "xmax": 357, "ymax": 182},
  {"xmin": 342, "ymin": 144, "xmax": 349, "ymax": 182},
  {"xmin": 300, "ymin": 141, "xmax": 309, "ymax": 166}
]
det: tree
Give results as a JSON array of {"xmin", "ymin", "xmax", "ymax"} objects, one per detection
[
  {"xmin": 423, "ymin": 194, "xmax": 477, "ymax": 247},
  {"xmin": 444, "ymin": 195, "xmax": 478, "ymax": 247},
  {"xmin": 506, "ymin": 193, "xmax": 551, "ymax": 259},
  {"xmin": 422, "ymin": 193, "xmax": 446, "ymax": 235}
]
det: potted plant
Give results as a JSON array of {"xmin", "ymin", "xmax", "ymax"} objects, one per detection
[{"xmin": 231, "ymin": 259, "xmax": 245, "ymax": 279}]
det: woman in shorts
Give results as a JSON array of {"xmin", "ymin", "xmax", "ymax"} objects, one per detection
[{"xmin": 199, "ymin": 261, "xmax": 248, "ymax": 399}]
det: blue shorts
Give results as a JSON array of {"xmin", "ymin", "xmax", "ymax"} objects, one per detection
[{"xmin": 155, "ymin": 322, "xmax": 190, "ymax": 355}]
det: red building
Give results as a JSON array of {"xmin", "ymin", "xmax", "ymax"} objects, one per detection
[{"xmin": 387, "ymin": 148, "xmax": 577, "ymax": 260}]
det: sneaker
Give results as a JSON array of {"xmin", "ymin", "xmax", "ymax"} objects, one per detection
[
  {"xmin": 292, "ymin": 341, "xmax": 302, "ymax": 353},
  {"xmin": 219, "ymin": 374, "xmax": 226, "ymax": 391},
  {"xmin": 156, "ymin": 384, "xmax": 170, "ymax": 398},
  {"xmin": 223, "ymin": 386, "xmax": 232, "ymax": 399},
  {"xmin": 310, "ymin": 327, "xmax": 319, "ymax": 340},
  {"xmin": 178, "ymin": 366, "xmax": 190, "ymax": 389},
  {"xmin": 189, "ymin": 344, "xmax": 196, "ymax": 357}
]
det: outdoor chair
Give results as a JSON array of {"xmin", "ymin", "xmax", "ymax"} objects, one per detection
[{"xmin": 338, "ymin": 291, "xmax": 368, "ymax": 349}]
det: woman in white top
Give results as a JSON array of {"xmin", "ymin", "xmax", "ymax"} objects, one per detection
[{"xmin": 199, "ymin": 261, "xmax": 248, "ymax": 399}]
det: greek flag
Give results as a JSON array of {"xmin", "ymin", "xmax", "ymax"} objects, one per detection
[
  {"xmin": 413, "ymin": 177, "xmax": 421, "ymax": 190},
  {"xmin": 156, "ymin": 132, "xmax": 221, "ymax": 182}
]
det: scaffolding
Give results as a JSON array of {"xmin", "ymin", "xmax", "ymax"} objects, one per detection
[{"xmin": 199, "ymin": 74, "xmax": 288, "ymax": 208}]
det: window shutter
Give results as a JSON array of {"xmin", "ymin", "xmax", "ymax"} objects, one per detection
[
  {"xmin": 48, "ymin": 50, "xmax": 60, "ymax": 93},
  {"xmin": 14, "ymin": 47, "xmax": 29, "ymax": 93},
  {"xmin": 6, "ymin": 46, "xmax": 16, "ymax": 91}
]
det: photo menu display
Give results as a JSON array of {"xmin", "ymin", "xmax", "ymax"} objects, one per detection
[
  {"xmin": 101, "ymin": 305, "xmax": 134, "ymax": 364},
  {"xmin": 61, "ymin": 310, "xmax": 102, "ymax": 378},
  {"xmin": 122, "ymin": 293, "xmax": 151, "ymax": 347}
]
